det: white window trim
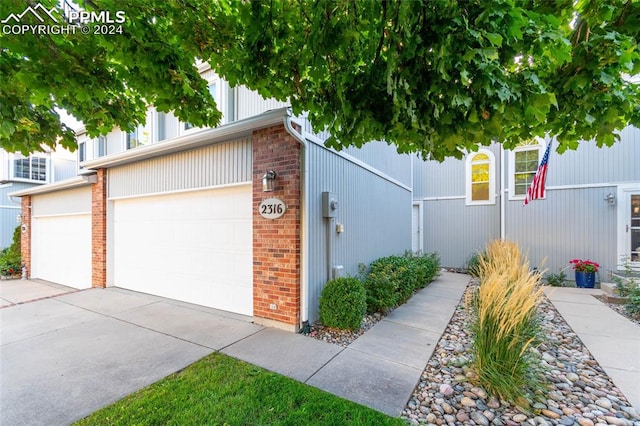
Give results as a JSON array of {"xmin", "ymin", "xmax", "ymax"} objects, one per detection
[
  {"xmin": 153, "ymin": 108, "xmax": 167, "ymax": 143},
  {"xmin": 465, "ymin": 149, "xmax": 496, "ymax": 206},
  {"xmin": 10, "ymin": 155, "xmax": 50, "ymax": 184},
  {"xmin": 507, "ymin": 139, "xmax": 546, "ymax": 201},
  {"xmin": 124, "ymin": 126, "xmax": 151, "ymax": 150},
  {"xmin": 95, "ymin": 136, "xmax": 106, "ymax": 157},
  {"xmin": 411, "ymin": 202, "xmax": 424, "ymax": 252},
  {"xmin": 616, "ymin": 183, "xmax": 640, "ymax": 271},
  {"xmin": 77, "ymin": 141, "xmax": 87, "ymax": 174}
]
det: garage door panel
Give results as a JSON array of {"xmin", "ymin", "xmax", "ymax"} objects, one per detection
[
  {"xmin": 113, "ymin": 186, "xmax": 252, "ymax": 315},
  {"xmin": 32, "ymin": 215, "xmax": 92, "ymax": 289}
]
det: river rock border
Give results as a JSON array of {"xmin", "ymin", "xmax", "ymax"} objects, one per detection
[{"xmin": 401, "ymin": 284, "xmax": 640, "ymax": 426}]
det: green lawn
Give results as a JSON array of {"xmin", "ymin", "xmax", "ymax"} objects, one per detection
[{"xmin": 74, "ymin": 352, "xmax": 405, "ymax": 425}]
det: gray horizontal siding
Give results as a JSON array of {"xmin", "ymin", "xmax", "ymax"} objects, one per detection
[
  {"xmin": 546, "ymin": 126, "xmax": 640, "ymax": 187},
  {"xmin": 343, "ymin": 142, "xmax": 413, "ymax": 187},
  {"xmin": 412, "ymin": 127, "xmax": 638, "ymax": 283},
  {"xmin": 108, "ymin": 138, "xmax": 251, "ymax": 199},
  {"xmin": 414, "ymin": 144, "xmax": 502, "ymax": 199},
  {"xmin": 299, "ymin": 117, "xmax": 331, "ymax": 142},
  {"xmin": 0, "ymin": 209, "xmax": 20, "ymax": 249},
  {"xmin": 505, "ymin": 186, "xmax": 617, "ymax": 280},
  {"xmin": 416, "ymin": 156, "xmax": 465, "ymax": 198},
  {"xmin": 296, "ymin": 117, "xmax": 413, "ymax": 187},
  {"xmin": 0, "ymin": 182, "xmax": 30, "ymax": 248},
  {"xmin": 52, "ymin": 159, "xmax": 78, "ymax": 182},
  {"xmin": 422, "ymin": 198, "xmax": 500, "ymax": 269},
  {"xmin": 306, "ymin": 142, "xmax": 412, "ymax": 323}
]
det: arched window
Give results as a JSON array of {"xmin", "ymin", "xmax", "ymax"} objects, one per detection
[{"xmin": 465, "ymin": 149, "xmax": 495, "ymax": 205}]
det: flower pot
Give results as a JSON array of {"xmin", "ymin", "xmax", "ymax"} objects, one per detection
[{"xmin": 575, "ymin": 271, "xmax": 596, "ymax": 288}]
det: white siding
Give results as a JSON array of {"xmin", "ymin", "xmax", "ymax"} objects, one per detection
[
  {"xmin": 235, "ymin": 86, "xmax": 289, "ymax": 121},
  {"xmin": 108, "ymin": 138, "xmax": 252, "ymax": 199},
  {"xmin": 32, "ymin": 186, "xmax": 91, "ymax": 216}
]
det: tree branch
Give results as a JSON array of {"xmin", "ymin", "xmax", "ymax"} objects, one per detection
[{"xmin": 373, "ymin": 0, "xmax": 387, "ymax": 65}]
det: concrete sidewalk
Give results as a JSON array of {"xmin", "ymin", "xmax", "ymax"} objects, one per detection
[
  {"xmin": 544, "ymin": 286, "xmax": 640, "ymax": 411},
  {"xmin": 0, "ymin": 278, "xmax": 79, "ymax": 307},
  {"xmin": 224, "ymin": 271, "xmax": 470, "ymax": 416}
]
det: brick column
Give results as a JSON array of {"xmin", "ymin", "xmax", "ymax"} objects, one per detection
[
  {"xmin": 92, "ymin": 169, "xmax": 107, "ymax": 288},
  {"xmin": 20, "ymin": 195, "xmax": 31, "ymax": 277},
  {"xmin": 252, "ymin": 124, "xmax": 301, "ymax": 331}
]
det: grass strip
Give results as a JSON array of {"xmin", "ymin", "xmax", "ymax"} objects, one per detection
[{"xmin": 74, "ymin": 352, "xmax": 404, "ymax": 426}]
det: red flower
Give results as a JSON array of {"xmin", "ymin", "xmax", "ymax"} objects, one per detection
[{"xmin": 569, "ymin": 259, "xmax": 599, "ymax": 273}]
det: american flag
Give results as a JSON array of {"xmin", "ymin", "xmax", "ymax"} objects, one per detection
[{"xmin": 523, "ymin": 142, "xmax": 552, "ymax": 206}]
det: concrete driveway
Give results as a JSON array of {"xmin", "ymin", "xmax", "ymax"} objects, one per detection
[
  {"xmin": 0, "ymin": 283, "xmax": 263, "ymax": 425},
  {"xmin": 1, "ymin": 274, "xmax": 474, "ymax": 424}
]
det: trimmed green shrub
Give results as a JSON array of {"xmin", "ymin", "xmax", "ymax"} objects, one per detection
[
  {"xmin": 319, "ymin": 277, "xmax": 367, "ymax": 330},
  {"xmin": 363, "ymin": 261, "xmax": 398, "ymax": 314},
  {"xmin": 363, "ymin": 252, "xmax": 440, "ymax": 314},
  {"xmin": 407, "ymin": 251, "xmax": 440, "ymax": 288},
  {"xmin": 0, "ymin": 226, "xmax": 21, "ymax": 276},
  {"xmin": 545, "ymin": 269, "xmax": 567, "ymax": 287}
]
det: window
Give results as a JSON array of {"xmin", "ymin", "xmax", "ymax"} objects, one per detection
[
  {"xmin": 95, "ymin": 136, "xmax": 106, "ymax": 157},
  {"xmin": 78, "ymin": 141, "xmax": 86, "ymax": 162},
  {"xmin": 465, "ymin": 149, "xmax": 495, "ymax": 205},
  {"xmin": 157, "ymin": 112, "xmax": 166, "ymax": 142},
  {"xmin": 126, "ymin": 127, "xmax": 149, "ymax": 149},
  {"xmin": 126, "ymin": 129, "xmax": 139, "ymax": 149},
  {"xmin": 508, "ymin": 140, "xmax": 544, "ymax": 200},
  {"xmin": 208, "ymin": 82, "xmax": 217, "ymax": 100},
  {"xmin": 13, "ymin": 156, "xmax": 47, "ymax": 182}
]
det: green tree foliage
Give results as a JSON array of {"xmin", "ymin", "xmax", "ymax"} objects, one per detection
[{"xmin": 1, "ymin": 0, "xmax": 638, "ymax": 159}]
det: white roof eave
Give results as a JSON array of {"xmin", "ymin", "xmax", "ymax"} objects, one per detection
[
  {"xmin": 80, "ymin": 107, "xmax": 290, "ymax": 170},
  {"xmin": 8, "ymin": 174, "xmax": 97, "ymax": 197}
]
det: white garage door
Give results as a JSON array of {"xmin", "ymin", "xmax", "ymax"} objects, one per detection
[
  {"xmin": 112, "ymin": 185, "xmax": 253, "ymax": 315},
  {"xmin": 32, "ymin": 214, "xmax": 92, "ymax": 289}
]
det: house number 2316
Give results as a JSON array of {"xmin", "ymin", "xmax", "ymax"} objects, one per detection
[{"xmin": 259, "ymin": 198, "xmax": 286, "ymax": 219}]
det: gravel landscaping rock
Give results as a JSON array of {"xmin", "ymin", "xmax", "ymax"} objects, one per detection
[
  {"xmin": 303, "ymin": 313, "xmax": 382, "ymax": 346},
  {"xmin": 401, "ymin": 284, "xmax": 640, "ymax": 425},
  {"xmin": 593, "ymin": 295, "xmax": 640, "ymax": 327}
]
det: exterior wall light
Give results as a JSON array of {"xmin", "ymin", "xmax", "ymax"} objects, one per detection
[
  {"xmin": 262, "ymin": 170, "xmax": 277, "ymax": 192},
  {"xmin": 604, "ymin": 193, "xmax": 616, "ymax": 206}
]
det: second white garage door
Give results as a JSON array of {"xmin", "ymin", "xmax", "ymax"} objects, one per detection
[
  {"xmin": 32, "ymin": 214, "xmax": 92, "ymax": 289},
  {"xmin": 112, "ymin": 185, "xmax": 253, "ymax": 315}
]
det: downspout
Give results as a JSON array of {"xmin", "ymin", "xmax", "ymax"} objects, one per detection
[
  {"xmin": 500, "ymin": 146, "xmax": 506, "ymax": 239},
  {"xmin": 283, "ymin": 111, "xmax": 310, "ymax": 332}
]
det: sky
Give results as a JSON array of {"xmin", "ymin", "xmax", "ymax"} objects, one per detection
[{"xmin": 57, "ymin": 108, "xmax": 83, "ymax": 131}]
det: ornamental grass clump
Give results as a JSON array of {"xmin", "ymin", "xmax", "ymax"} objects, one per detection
[{"xmin": 467, "ymin": 240, "xmax": 545, "ymax": 407}]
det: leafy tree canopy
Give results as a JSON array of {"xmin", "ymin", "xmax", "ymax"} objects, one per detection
[{"xmin": 1, "ymin": 0, "xmax": 638, "ymax": 160}]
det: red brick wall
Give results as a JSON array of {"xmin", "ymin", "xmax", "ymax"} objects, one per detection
[
  {"xmin": 252, "ymin": 124, "xmax": 301, "ymax": 330},
  {"xmin": 20, "ymin": 195, "xmax": 31, "ymax": 277},
  {"xmin": 92, "ymin": 169, "xmax": 107, "ymax": 288}
]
